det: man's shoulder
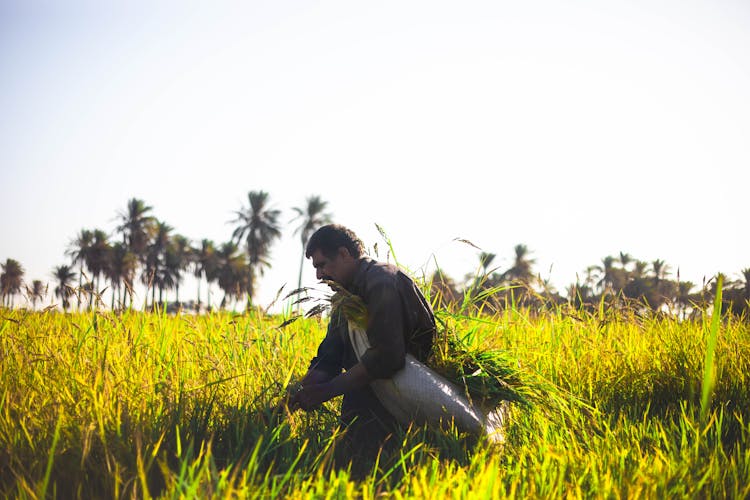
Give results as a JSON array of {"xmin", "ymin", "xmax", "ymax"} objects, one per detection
[
  {"xmin": 360, "ymin": 258, "xmax": 400, "ymax": 284},
  {"xmin": 364, "ymin": 258, "xmax": 399, "ymax": 275},
  {"xmin": 352, "ymin": 258, "xmax": 403, "ymax": 295}
]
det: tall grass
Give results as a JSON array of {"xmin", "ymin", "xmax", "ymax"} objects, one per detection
[
  {"xmin": 701, "ymin": 274, "xmax": 722, "ymax": 422},
  {"xmin": 1, "ymin": 297, "xmax": 748, "ymax": 498}
]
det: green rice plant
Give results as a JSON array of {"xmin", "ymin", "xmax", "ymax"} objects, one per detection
[
  {"xmin": 1, "ymin": 292, "xmax": 749, "ymax": 498},
  {"xmin": 701, "ymin": 274, "xmax": 723, "ymax": 423}
]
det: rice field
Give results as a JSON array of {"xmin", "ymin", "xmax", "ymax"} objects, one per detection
[{"xmin": 1, "ymin": 297, "xmax": 748, "ymax": 498}]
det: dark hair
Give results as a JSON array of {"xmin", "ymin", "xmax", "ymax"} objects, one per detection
[{"xmin": 305, "ymin": 224, "xmax": 365, "ymax": 259}]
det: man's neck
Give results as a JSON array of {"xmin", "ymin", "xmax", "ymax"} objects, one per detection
[{"xmin": 345, "ymin": 257, "xmax": 370, "ymax": 293}]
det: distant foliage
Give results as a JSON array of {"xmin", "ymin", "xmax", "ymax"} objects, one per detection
[{"xmin": 0, "ymin": 195, "xmax": 747, "ymax": 319}]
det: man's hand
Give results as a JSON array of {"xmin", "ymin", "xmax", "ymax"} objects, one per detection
[
  {"xmin": 289, "ymin": 363, "xmax": 373, "ymax": 412},
  {"xmin": 289, "ymin": 382, "xmax": 334, "ymax": 411}
]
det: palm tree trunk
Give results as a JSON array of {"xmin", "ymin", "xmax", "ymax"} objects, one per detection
[
  {"xmin": 95, "ymin": 276, "xmax": 100, "ymax": 309},
  {"xmin": 298, "ymin": 244, "xmax": 306, "ymax": 291},
  {"xmin": 248, "ymin": 271, "xmax": 254, "ymax": 307},
  {"xmin": 297, "ymin": 244, "xmax": 306, "ymax": 312},
  {"xmin": 77, "ymin": 264, "xmax": 83, "ymax": 310}
]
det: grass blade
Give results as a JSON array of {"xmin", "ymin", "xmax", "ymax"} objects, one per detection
[
  {"xmin": 38, "ymin": 411, "xmax": 63, "ymax": 499},
  {"xmin": 700, "ymin": 274, "xmax": 723, "ymax": 422}
]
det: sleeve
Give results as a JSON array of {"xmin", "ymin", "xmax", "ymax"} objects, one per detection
[
  {"xmin": 359, "ymin": 280, "xmax": 407, "ymax": 379},
  {"xmin": 308, "ymin": 312, "xmax": 345, "ymax": 378}
]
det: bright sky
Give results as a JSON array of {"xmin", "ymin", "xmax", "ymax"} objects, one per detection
[{"xmin": 1, "ymin": 0, "xmax": 749, "ymax": 310}]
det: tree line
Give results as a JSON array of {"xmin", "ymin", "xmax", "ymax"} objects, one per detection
[
  {"xmin": 429, "ymin": 247, "xmax": 750, "ymax": 318},
  {"xmin": 1, "ymin": 195, "xmax": 749, "ymax": 317},
  {"xmin": 0, "ymin": 192, "xmax": 331, "ymax": 312}
]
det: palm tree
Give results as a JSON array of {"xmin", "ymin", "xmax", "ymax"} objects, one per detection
[
  {"xmin": 88, "ymin": 229, "xmax": 111, "ymax": 307},
  {"xmin": 675, "ymin": 281, "xmax": 695, "ymax": 320},
  {"xmin": 582, "ymin": 266, "xmax": 598, "ymax": 289},
  {"xmin": 117, "ymin": 198, "xmax": 154, "ymax": 255},
  {"xmin": 66, "ymin": 229, "xmax": 94, "ymax": 310},
  {"xmin": 155, "ymin": 266, "xmax": 176, "ymax": 307},
  {"xmin": 142, "ymin": 220, "xmax": 172, "ymax": 308},
  {"xmin": 567, "ymin": 281, "xmax": 594, "ymax": 309},
  {"xmin": 193, "ymin": 239, "xmax": 218, "ymax": 310},
  {"xmin": 430, "ymin": 269, "xmax": 460, "ymax": 308},
  {"xmin": 1, "ymin": 259, "xmax": 25, "ymax": 308},
  {"xmin": 25, "ymin": 280, "xmax": 47, "ymax": 309},
  {"xmin": 53, "ymin": 265, "xmax": 76, "ymax": 311},
  {"xmin": 478, "ymin": 252, "xmax": 497, "ymax": 275},
  {"xmin": 231, "ymin": 190, "xmax": 282, "ymax": 305},
  {"xmin": 501, "ymin": 244, "xmax": 536, "ymax": 284},
  {"xmin": 466, "ymin": 252, "xmax": 500, "ymax": 300},
  {"xmin": 632, "ymin": 260, "xmax": 649, "ymax": 279},
  {"xmin": 724, "ymin": 268, "xmax": 750, "ymax": 316},
  {"xmin": 291, "ymin": 195, "xmax": 333, "ymax": 294},
  {"xmin": 594, "ymin": 255, "xmax": 617, "ymax": 294},
  {"xmin": 618, "ymin": 252, "xmax": 633, "ymax": 271},
  {"xmin": 106, "ymin": 242, "xmax": 137, "ymax": 309},
  {"xmin": 740, "ymin": 268, "xmax": 750, "ymax": 302},
  {"xmin": 117, "ymin": 198, "xmax": 155, "ymax": 304},
  {"xmin": 651, "ymin": 259, "xmax": 670, "ymax": 284},
  {"xmin": 81, "ymin": 281, "xmax": 96, "ymax": 310},
  {"xmin": 215, "ymin": 242, "xmax": 249, "ymax": 309},
  {"xmin": 165, "ymin": 234, "xmax": 192, "ymax": 305}
]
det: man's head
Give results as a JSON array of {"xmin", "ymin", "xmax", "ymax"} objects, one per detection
[{"xmin": 305, "ymin": 224, "xmax": 365, "ymax": 286}]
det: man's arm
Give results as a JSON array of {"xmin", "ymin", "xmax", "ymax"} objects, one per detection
[
  {"xmin": 288, "ymin": 310, "xmax": 347, "ymax": 410},
  {"xmin": 290, "ymin": 362, "xmax": 372, "ymax": 411},
  {"xmin": 359, "ymin": 281, "xmax": 406, "ymax": 379},
  {"xmin": 299, "ymin": 368, "xmax": 334, "ymax": 386}
]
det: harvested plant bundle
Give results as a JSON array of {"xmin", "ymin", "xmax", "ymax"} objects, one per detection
[{"xmin": 429, "ymin": 335, "xmax": 529, "ymax": 408}]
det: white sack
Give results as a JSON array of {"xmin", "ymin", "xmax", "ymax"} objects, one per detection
[{"xmin": 348, "ymin": 325, "xmax": 507, "ymax": 444}]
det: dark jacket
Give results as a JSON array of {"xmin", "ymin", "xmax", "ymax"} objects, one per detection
[{"xmin": 309, "ymin": 258, "xmax": 436, "ymax": 380}]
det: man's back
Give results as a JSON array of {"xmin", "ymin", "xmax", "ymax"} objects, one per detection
[{"xmin": 311, "ymin": 257, "xmax": 435, "ymax": 380}]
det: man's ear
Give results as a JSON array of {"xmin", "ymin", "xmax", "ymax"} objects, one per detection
[{"xmin": 337, "ymin": 247, "xmax": 352, "ymax": 260}]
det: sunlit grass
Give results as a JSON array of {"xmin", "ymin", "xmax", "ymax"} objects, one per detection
[{"xmin": 1, "ymin": 300, "xmax": 748, "ymax": 498}]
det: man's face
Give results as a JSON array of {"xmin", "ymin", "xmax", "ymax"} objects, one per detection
[{"xmin": 310, "ymin": 248, "xmax": 357, "ymax": 287}]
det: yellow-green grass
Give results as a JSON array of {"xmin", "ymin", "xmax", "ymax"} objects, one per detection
[{"xmin": 1, "ymin": 304, "xmax": 748, "ymax": 498}]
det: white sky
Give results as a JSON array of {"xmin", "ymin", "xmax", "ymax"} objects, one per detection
[{"xmin": 1, "ymin": 0, "xmax": 749, "ymax": 310}]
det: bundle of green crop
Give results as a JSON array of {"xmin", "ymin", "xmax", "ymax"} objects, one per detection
[{"xmin": 429, "ymin": 335, "xmax": 530, "ymax": 408}]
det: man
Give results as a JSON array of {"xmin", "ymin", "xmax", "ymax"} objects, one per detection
[{"xmin": 290, "ymin": 224, "xmax": 436, "ymax": 464}]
